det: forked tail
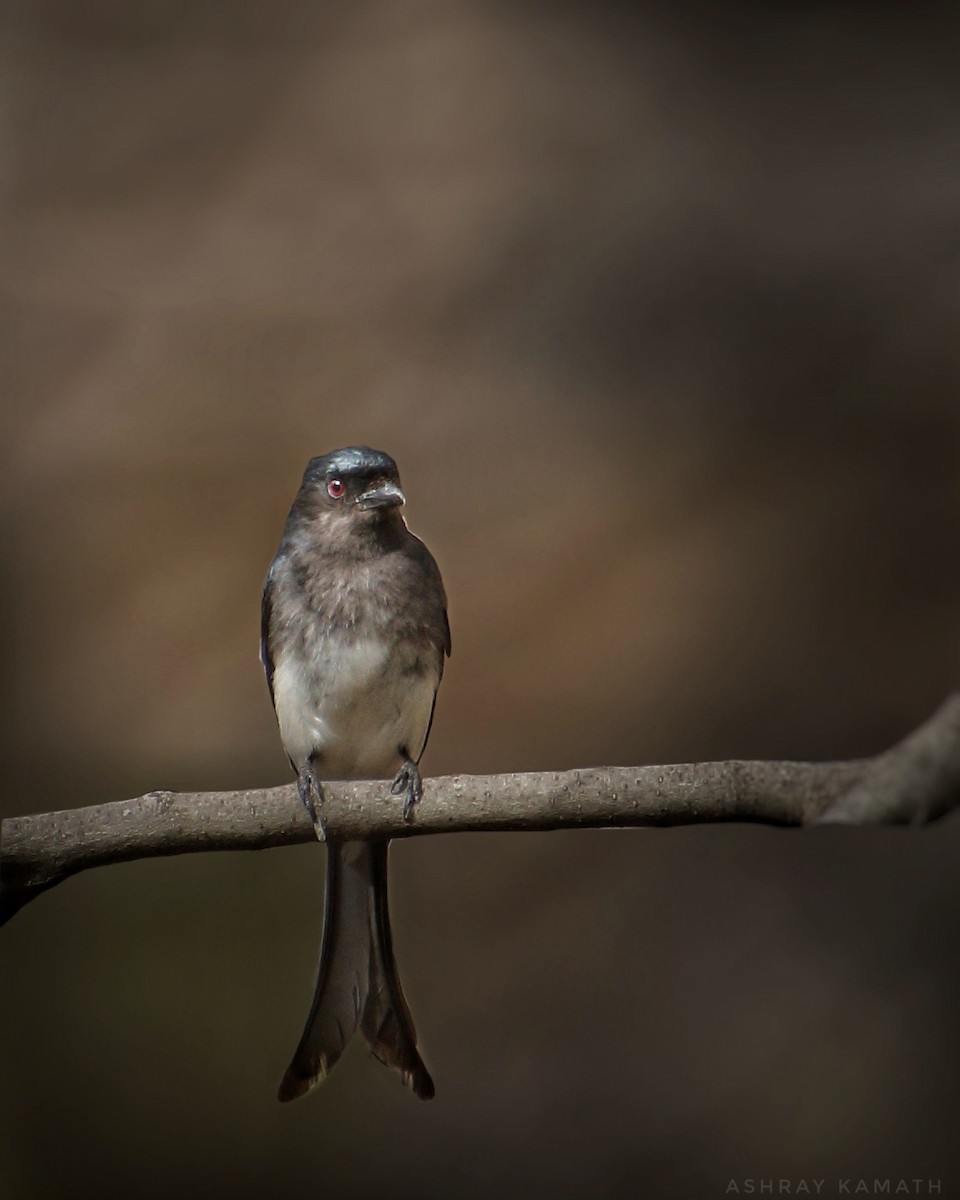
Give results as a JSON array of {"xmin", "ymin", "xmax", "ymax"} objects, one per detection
[{"xmin": 277, "ymin": 839, "xmax": 434, "ymax": 1101}]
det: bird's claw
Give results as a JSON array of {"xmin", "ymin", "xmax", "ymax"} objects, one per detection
[
  {"xmin": 297, "ymin": 765, "xmax": 327, "ymax": 840},
  {"xmin": 391, "ymin": 757, "xmax": 423, "ymax": 822}
]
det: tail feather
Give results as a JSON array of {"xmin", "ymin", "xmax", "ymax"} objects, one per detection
[
  {"xmin": 278, "ymin": 839, "xmax": 433, "ymax": 1102},
  {"xmin": 361, "ymin": 840, "xmax": 435, "ymax": 1099}
]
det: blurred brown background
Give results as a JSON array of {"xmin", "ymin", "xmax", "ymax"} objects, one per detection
[{"xmin": 3, "ymin": 2, "xmax": 960, "ymax": 1198}]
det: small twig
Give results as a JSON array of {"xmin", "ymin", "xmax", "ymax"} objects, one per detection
[{"xmin": 2, "ymin": 694, "xmax": 959, "ymax": 926}]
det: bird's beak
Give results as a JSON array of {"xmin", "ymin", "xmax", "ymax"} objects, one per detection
[{"xmin": 356, "ymin": 482, "xmax": 405, "ymax": 510}]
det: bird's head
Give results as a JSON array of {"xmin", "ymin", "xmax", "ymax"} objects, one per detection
[{"xmin": 291, "ymin": 446, "xmax": 406, "ymax": 536}]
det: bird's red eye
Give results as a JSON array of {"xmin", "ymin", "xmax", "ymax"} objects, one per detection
[{"xmin": 327, "ymin": 479, "xmax": 345, "ymax": 499}]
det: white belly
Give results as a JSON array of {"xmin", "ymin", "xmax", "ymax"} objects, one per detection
[{"xmin": 271, "ymin": 632, "xmax": 437, "ymax": 780}]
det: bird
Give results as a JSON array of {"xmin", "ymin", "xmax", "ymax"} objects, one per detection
[{"xmin": 260, "ymin": 446, "xmax": 449, "ymax": 1102}]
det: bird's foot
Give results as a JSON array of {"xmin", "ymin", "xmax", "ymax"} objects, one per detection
[
  {"xmin": 391, "ymin": 753, "xmax": 423, "ymax": 822},
  {"xmin": 296, "ymin": 762, "xmax": 326, "ymax": 840}
]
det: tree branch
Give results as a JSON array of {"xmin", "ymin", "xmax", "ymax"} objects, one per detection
[{"xmin": 3, "ymin": 693, "xmax": 959, "ymax": 926}]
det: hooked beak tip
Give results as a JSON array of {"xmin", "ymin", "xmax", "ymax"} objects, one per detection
[{"xmin": 356, "ymin": 484, "xmax": 405, "ymax": 511}]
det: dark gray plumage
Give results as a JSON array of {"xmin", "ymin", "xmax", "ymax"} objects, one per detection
[{"xmin": 261, "ymin": 447, "xmax": 449, "ymax": 1101}]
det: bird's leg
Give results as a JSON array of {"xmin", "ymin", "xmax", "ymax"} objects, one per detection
[
  {"xmin": 296, "ymin": 757, "xmax": 327, "ymax": 839},
  {"xmin": 391, "ymin": 749, "xmax": 423, "ymax": 821}
]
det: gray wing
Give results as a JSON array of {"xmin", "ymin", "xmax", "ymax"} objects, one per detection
[
  {"xmin": 260, "ymin": 561, "xmax": 278, "ymax": 703},
  {"xmin": 407, "ymin": 532, "xmax": 450, "ymax": 661},
  {"xmin": 405, "ymin": 533, "xmax": 450, "ymax": 762}
]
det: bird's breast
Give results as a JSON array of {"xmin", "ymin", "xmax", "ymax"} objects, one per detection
[{"xmin": 271, "ymin": 624, "xmax": 438, "ymax": 780}]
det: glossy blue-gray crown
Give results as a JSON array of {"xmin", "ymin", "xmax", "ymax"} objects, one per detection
[{"xmin": 304, "ymin": 446, "xmax": 399, "ymax": 482}]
